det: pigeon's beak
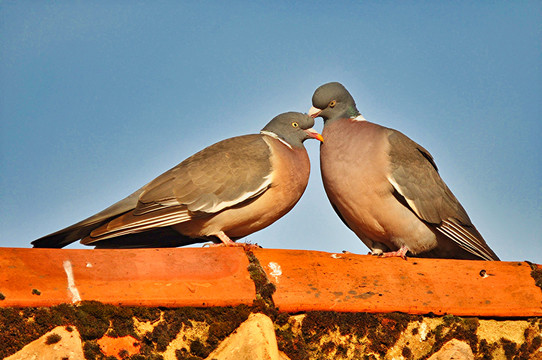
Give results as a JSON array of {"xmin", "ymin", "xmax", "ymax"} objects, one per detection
[
  {"xmin": 308, "ymin": 106, "xmax": 322, "ymax": 118},
  {"xmin": 304, "ymin": 128, "xmax": 324, "ymax": 143}
]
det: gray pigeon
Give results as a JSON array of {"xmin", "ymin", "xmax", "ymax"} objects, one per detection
[
  {"xmin": 32, "ymin": 112, "xmax": 323, "ymax": 248},
  {"xmin": 309, "ymin": 82, "xmax": 499, "ymax": 260}
]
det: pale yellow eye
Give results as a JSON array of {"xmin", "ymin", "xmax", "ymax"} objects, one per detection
[
  {"xmin": 292, "ymin": 122, "xmax": 299, "ymax": 128},
  {"xmin": 329, "ymin": 100, "xmax": 337, "ymax": 108}
]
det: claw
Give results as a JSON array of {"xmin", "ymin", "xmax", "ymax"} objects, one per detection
[
  {"xmin": 204, "ymin": 231, "xmax": 262, "ymax": 250},
  {"xmin": 381, "ymin": 245, "xmax": 409, "ymax": 260}
]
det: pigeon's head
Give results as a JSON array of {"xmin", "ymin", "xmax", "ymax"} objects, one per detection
[
  {"xmin": 309, "ymin": 82, "xmax": 360, "ymax": 123},
  {"xmin": 261, "ymin": 112, "xmax": 323, "ymax": 148}
]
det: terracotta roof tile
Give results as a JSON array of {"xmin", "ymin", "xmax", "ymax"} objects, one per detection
[
  {"xmin": 255, "ymin": 248, "xmax": 542, "ymax": 317},
  {"xmin": 1, "ymin": 247, "xmax": 540, "ymax": 317},
  {"xmin": 0, "ymin": 247, "xmax": 255, "ymax": 307}
]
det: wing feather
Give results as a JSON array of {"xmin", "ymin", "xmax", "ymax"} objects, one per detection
[
  {"xmin": 387, "ymin": 129, "xmax": 499, "ymax": 260},
  {"xmin": 83, "ymin": 134, "xmax": 274, "ymax": 242},
  {"xmin": 136, "ymin": 134, "xmax": 273, "ymax": 214}
]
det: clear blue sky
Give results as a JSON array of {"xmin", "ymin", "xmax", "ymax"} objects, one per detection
[{"xmin": 1, "ymin": 1, "xmax": 540, "ymax": 262}]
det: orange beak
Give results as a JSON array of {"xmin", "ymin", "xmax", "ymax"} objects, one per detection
[{"xmin": 304, "ymin": 128, "xmax": 324, "ymax": 143}]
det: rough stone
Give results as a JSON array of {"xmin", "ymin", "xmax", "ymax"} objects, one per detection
[
  {"xmin": 205, "ymin": 313, "xmax": 286, "ymax": 360},
  {"xmin": 162, "ymin": 320, "xmax": 210, "ymax": 360},
  {"xmin": 133, "ymin": 315, "xmax": 162, "ymax": 337},
  {"xmin": 5, "ymin": 326, "xmax": 84, "ymax": 360},
  {"xmin": 476, "ymin": 319, "xmax": 528, "ymax": 343},
  {"xmin": 387, "ymin": 318, "xmax": 442, "ymax": 359},
  {"xmin": 427, "ymin": 339, "xmax": 474, "ymax": 360},
  {"xmin": 2, "ymin": 305, "xmax": 541, "ymax": 359}
]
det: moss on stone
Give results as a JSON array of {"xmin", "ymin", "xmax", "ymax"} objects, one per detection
[
  {"xmin": 1, "ymin": 302, "xmax": 540, "ymax": 359},
  {"xmin": 45, "ymin": 333, "xmax": 62, "ymax": 345},
  {"xmin": 245, "ymin": 250, "xmax": 276, "ymax": 307},
  {"xmin": 421, "ymin": 315, "xmax": 479, "ymax": 359},
  {"xmin": 274, "ymin": 312, "xmax": 415, "ymax": 359},
  {"xmin": 478, "ymin": 339, "xmax": 497, "ymax": 360},
  {"xmin": 500, "ymin": 338, "xmax": 517, "ymax": 358},
  {"xmin": 174, "ymin": 348, "xmax": 203, "ymax": 360},
  {"xmin": 189, "ymin": 339, "xmax": 211, "ymax": 358},
  {"xmin": 516, "ymin": 326, "xmax": 542, "ymax": 360},
  {"xmin": 527, "ymin": 261, "xmax": 542, "ymax": 292},
  {"xmin": 401, "ymin": 346, "xmax": 412, "ymax": 359},
  {"xmin": 82, "ymin": 341, "xmax": 101, "ymax": 359}
]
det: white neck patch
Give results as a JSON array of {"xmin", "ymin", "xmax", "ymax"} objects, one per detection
[
  {"xmin": 260, "ymin": 130, "xmax": 293, "ymax": 149},
  {"xmin": 352, "ymin": 114, "xmax": 367, "ymax": 122}
]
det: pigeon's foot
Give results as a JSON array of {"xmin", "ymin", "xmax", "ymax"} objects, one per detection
[
  {"xmin": 381, "ymin": 245, "xmax": 409, "ymax": 260},
  {"xmin": 204, "ymin": 231, "xmax": 261, "ymax": 250},
  {"xmin": 215, "ymin": 231, "xmax": 237, "ymax": 246}
]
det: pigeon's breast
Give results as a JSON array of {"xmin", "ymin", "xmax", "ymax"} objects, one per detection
[{"xmin": 320, "ymin": 118, "xmax": 433, "ymax": 247}]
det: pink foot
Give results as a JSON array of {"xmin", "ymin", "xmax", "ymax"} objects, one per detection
[
  {"xmin": 205, "ymin": 231, "xmax": 261, "ymax": 250},
  {"xmin": 215, "ymin": 231, "xmax": 237, "ymax": 246},
  {"xmin": 381, "ymin": 245, "xmax": 409, "ymax": 260}
]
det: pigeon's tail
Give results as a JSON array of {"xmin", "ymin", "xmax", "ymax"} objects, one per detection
[
  {"xmin": 32, "ymin": 220, "xmax": 111, "ymax": 248},
  {"xmin": 437, "ymin": 219, "xmax": 500, "ymax": 261},
  {"xmin": 32, "ymin": 222, "xmax": 202, "ymax": 249},
  {"xmin": 31, "ymin": 190, "xmax": 143, "ymax": 248}
]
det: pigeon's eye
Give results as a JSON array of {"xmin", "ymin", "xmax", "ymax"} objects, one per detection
[
  {"xmin": 292, "ymin": 122, "xmax": 299, "ymax": 128},
  {"xmin": 329, "ymin": 100, "xmax": 337, "ymax": 108}
]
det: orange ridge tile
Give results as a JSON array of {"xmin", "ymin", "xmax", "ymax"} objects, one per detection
[
  {"xmin": 0, "ymin": 247, "xmax": 255, "ymax": 307},
  {"xmin": 1, "ymin": 247, "xmax": 541, "ymax": 317},
  {"xmin": 254, "ymin": 248, "xmax": 542, "ymax": 317}
]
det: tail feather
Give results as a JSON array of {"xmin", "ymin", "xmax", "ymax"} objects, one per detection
[
  {"xmin": 31, "ymin": 189, "xmax": 142, "ymax": 248},
  {"xmin": 32, "ymin": 220, "xmax": 111, "ymax": 248}
]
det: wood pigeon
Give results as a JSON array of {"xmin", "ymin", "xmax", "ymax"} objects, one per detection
[
  {"xmin": 309, "ymin": 82, "xmax": 499, "ymax": 260},
  {"xmin": 32, "ymin": 112, "xmax": 323, "ymax": 248}
]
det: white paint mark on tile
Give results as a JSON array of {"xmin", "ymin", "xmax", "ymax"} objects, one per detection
[
  {"xmin": 268, "ymin": 262, "xmax": 282, "ymax": 283},
  {"xmin": 63, "ymin": 260, "xmax": 81, "ymax": 303}
]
